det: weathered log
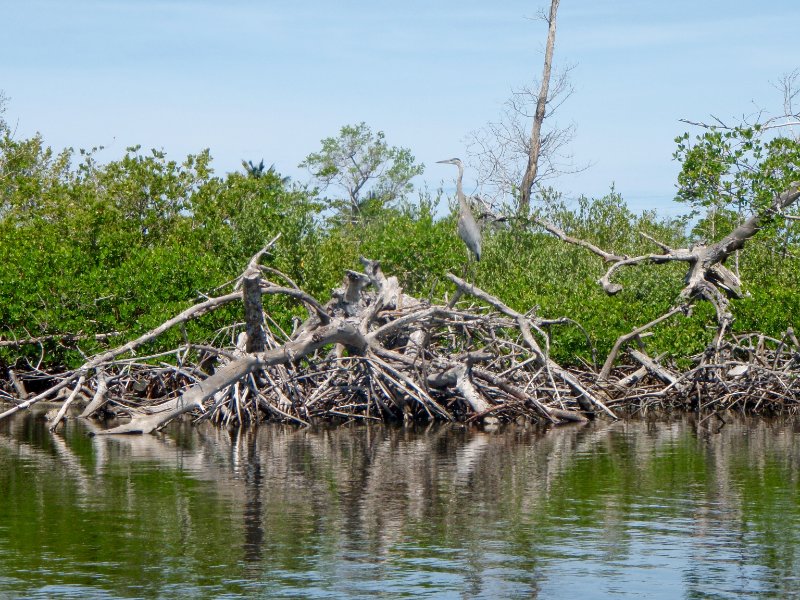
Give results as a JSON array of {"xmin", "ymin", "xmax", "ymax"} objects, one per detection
[
  {"xmin": 48, "ymin": 375, "xmax": 86, "ymax": 431},
  {"xmin": 616, "ymin": 366, "xmax": 648, "ymax": 389},
  {"xmin": 8, "ymin": 369, "xmax": 28, "ymax": 399},
  {"xmin": 428, "ymin": 363, "xmax": 492, "ymax": 414},
  {"xmin": 629, "ymin": 350, "xmax": 680, "ymax": 387}
]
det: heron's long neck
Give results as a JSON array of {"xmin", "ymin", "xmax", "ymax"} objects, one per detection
[{"xmin": 456, "ymin": 164, "xmax": 465, "ymax": 205}]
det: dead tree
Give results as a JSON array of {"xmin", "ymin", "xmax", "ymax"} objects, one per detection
[
  {"xmin": 519, "ymin": 0, "xmax": 560, "ymax": 216},
  {"xmin": 466, "ymin": 0, "xmax": 584, "ymax": 213}
]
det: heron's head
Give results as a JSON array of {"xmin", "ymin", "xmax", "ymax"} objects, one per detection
[{"xmin": 436, "ymin": 158, "xmax": 462, "ymax": 167}]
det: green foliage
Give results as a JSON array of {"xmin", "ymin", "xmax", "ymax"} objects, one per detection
[
  {"xmin": 299, "ymin": 122, "xmax": 424, "ymax": 221},
  {"xmin": 674, "ymin": 125, "xmax": 800, "ymax": 240},
  {"xmin": 0, "ymin": 134, "xmax": 320, "ymax": 367},
  {"xmin": 536, "ymin": 186, "xmax": 688, "ymax": 253},
  {"xmin": 675, "ymin": 126, "xmax": 798, "ymax": 213}
]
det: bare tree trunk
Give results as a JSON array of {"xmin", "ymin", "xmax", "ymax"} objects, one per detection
[
  {"xmin": 519, "ymin": 0, "xmax": 560, "ymax": 216},
  {"xmin": 242, "ymin": 267, "xmax": 267, "ymax": 353}
]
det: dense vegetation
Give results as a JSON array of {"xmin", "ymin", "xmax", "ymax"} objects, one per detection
[{"xmin": 1, "ymin": 111, "xmax": 798, "ymax": 372}]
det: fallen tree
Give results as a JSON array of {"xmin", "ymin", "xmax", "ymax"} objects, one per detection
[
  {"xmin": 535, "ymin": 183, "xmax": 800, "ymax": 368},
  {"xmin": 0, "ymin": 244, "xmax": 606, "ymax": 433}
]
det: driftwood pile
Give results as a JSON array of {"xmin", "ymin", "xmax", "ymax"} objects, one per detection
[
  {"xmin": 0, "ymin": 246, "xmax": 614, "ymax": 433},
  {"xmin": 1, "ymin": 183, "xmax": 799, "ymax": 433},
  {"xmin": 0, "ymin": 254, "xmax": 797, "ymax": 434},
  {"xmin": 605, "ymin": 330, "xmax": 800, "ymax": 416}
]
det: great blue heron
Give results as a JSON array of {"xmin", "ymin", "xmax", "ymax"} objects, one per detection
[{"xmin": 437, "ymin": 158, "xmax": 482, "ymax": 264}]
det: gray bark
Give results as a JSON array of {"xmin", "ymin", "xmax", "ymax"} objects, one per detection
[
  {"xmin": 519, "ymin": 0, "xmax": 560, "ymax": 215},
  {"xmin": 79, "ymin": 374, "xmax": 109, "ymax": 419},
  {"xmin": 243, "ymin": 268, "xmax": 267, "ymax": 353}
]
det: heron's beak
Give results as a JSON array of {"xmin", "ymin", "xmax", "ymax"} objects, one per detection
[{"xmin": 436, "ymin": 159, "xmax": 451, "ymax": 164}]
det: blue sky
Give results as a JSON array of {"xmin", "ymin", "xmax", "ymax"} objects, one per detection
[{"xmin": 2, "ymin": 0, "xmax": 797, "ymax": 215}]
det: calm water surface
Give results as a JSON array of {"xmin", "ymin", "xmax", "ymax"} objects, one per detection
[{"xmin": 0, "ymin": 411, "xmax": 799, "ymax": 599}]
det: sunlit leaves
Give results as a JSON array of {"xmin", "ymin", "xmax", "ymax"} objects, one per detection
[
  {"xmin": 674, "ymin": 124, "xmax": 800, "ymax": 241},
  {"xmin": 299, "ymin": 122, "xmax": 424, "ymax": 221}
]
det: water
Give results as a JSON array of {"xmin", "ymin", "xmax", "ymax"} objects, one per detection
[{"xmin": 0, "ymin": 411, "xmax": 798, "ymax": 599}]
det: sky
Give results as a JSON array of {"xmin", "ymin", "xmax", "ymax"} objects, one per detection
[{"xmin": 2, "ymin": 0, "xmax": 798, "ymax": 216}]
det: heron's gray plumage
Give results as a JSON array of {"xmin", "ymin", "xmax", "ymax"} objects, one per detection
[
  {"xmin": 437, "ymin": 158, "xmax": 482, "ymax": 262},
  {"xmin": 457, "ymin": 204, "xmax": 481, "ymax": 261}
]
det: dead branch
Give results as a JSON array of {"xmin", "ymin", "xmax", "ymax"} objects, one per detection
[
  {"xmin": 243, "ymin": 267, "xmax": 267, "ymax": 353},
  {"xmin": 445, "ymin": 273, "xmax": 616, "ymax": 419},
  {"xmin": 532, "ymin": 216, "xmax": 624, "ymax": 263},
  {"xmin": 0, "ymin": 332, "xmax": 123, "ymax": 348},
  {"xmin": 599, "ymin": 306, "xmax": 687, "ymax": 380},
  {"xmin": 95, "ymin": 320, "xmax": 367, "ymax": 434}
]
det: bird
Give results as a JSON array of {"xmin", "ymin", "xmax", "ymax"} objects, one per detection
[{"xmin": 437, "ymin": 158, "xmax": 482, "ymax": 265}]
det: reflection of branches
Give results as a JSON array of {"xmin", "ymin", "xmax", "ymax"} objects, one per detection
[{"xmin": 5, "ymin": 406, "xmax": 800, "ymax": 598}]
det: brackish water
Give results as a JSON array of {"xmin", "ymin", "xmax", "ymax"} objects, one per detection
[{"xmin": 0, "ymin": 411, "xmax": 799, "ymax": 599}]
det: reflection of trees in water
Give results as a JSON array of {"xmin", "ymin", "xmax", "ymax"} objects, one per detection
[
  {"xmin": 1, "ymin": 412, "xmax": 799, "ymax": 595},
  {"xmin": 241, "ymin": 428, "xmax": 264, "ymax": 566}
]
